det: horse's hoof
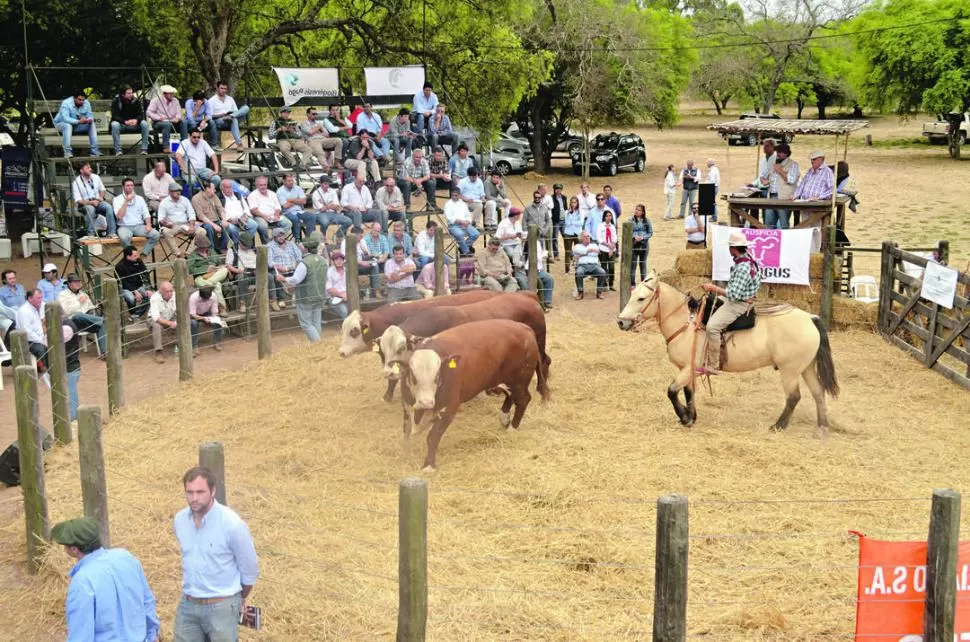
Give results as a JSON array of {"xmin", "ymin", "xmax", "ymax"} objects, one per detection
[
  {"xmin": 383, "ymin": 394, "xmax": 394, "ymax": 403},
  {"xmin": 679, "ymin": 416, "xmax": 691, "ymax": 427},
  {"xmin": 421, "ymin": 465, "xmax": 436, "ymax": 474},
  {"xmin": 770, "ymin": 424, "xmax": 787, "ymax": 432},
  {"xmin": 815, "ymin": 427, "xmax": 829, "ymax": 440},
  {"xmin": 499, "ymin": 412, "xmax": 511, "ymax": 428}
]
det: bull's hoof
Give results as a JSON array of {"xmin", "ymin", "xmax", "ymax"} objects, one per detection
[
  {"xmin": 421, "ymin": 465, "xmax": 436, "ymax": 474},
  {"xmin": 678, "ymin": 414, "xmax": 691, "ymax": 426},
  {"xmin": 770, "ymin": 423, "xmax": 788, "ymax": 432},
  {"xmin": 815, "ymin": 426, "xmax": 829, "ymax": 440},
  {"xmin": 383, "ymin": 393, "xmax": 394, "ymax": 402},
  {"xmin": 499, "ymin": 412, "xmax": 511, "ymax": 428}
]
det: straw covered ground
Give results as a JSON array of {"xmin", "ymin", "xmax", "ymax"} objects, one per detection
[{"xmin": 3, "ymin": 309, "xmax": 970, "ymax": 641}]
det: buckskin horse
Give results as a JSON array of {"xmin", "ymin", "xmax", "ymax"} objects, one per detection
[{"xmin": 617, "ymin": 272, "xmax": 839, "ymax": 437}]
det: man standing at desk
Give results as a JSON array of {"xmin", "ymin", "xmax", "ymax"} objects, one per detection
[
  {"xmin": 764, "ymin": 143, "xmax": 800, "ymax": 229},
  {"xmin": 792, "ymin": 150, "xmax": 834, "ymax": 201}
]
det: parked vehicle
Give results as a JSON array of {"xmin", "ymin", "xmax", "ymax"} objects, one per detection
[
  {"xmin": 505, "ymin": 123, "xmax": 586, "ymax": 156},
  {"xmin": 922, "ymin": 112, "xmax": 969, "ymax": 145},
  {"xmin": 571, "ymin": 132, "xmax": 645, "ymax": 176},
  {"xmin": 722, "ymin": 112, "xmax": 793, "ymax": 146},
  {"xmin": 483, "ymin": 139, "xmax": 534, "ymax": 175}
]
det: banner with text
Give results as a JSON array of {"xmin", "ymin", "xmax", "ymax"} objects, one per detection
[
  {"xmin": 1, "ymin": 146, "xmax": 30, "ymax": 204},
  {"xmin": 364, "ymin": 66, "xmax": 425, "ymax": 100},
  {"xmin": 273, "ymin": 68, "xmax": 340, "ymax": 106},
  {"xmin": 854, "ymin": 534, "xmax": 970, "ymax": 641},
  {"xmin": 711, "ymin": 226, "xmax": 813, "ymax": 285}
]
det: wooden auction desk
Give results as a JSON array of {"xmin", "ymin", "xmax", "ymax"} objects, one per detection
[{"xmin": 725, "ymin": 193, "xmax": 850, "ymax": 248}]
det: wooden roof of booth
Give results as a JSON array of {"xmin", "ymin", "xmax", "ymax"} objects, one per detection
[{"xmin": 708, "ymin": 119, "xmax": 870, "ymax": 136}]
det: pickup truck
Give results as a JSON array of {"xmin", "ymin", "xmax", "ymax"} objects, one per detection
[{"xmin": 922, "ymin": 112, "xmax": 969, "ymax": 145}]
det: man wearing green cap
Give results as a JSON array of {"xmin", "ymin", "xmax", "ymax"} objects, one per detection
[
  {"xmin": 277, "ymin": 231, "xmax": 328, "ymax": 341},
  {"xmin": 52, "ymin": 517, "xmax": 159, "ymax": 641}
]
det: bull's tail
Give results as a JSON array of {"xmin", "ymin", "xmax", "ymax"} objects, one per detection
[
  {"xmin": 536, "ymin": 356, "xmax": 551, "ymax": 402},
  {"xmin": 812, "ymin": 317, "xmax": 840, "ymax": 398}
]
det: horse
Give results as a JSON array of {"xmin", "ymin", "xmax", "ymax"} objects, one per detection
[{"xmin": 616, "ymin": 271, "xmax": 839, "ymax": 437}]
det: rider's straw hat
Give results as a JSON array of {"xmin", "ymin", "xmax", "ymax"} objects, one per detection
[{"xmin": 727, "ymin": 231, "xmax": 749, "ymax": 247}]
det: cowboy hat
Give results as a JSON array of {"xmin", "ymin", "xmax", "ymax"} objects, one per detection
[{"xmin": 727, "ymin": 231, "xmax": 749, "ymax": 247}]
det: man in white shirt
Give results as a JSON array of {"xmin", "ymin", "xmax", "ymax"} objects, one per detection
[
  {"xmin": 411, "ymin": 82, "xmax": 439, "ymax": 135},
  {"xmin": 355, "ymin": 102, "xmax": 391, "ymax": 159},
  {"xmin": 495, "ymin": 206, "xmax": 524, "ymax": 264},
  {"xmin": 572, "ymin": 232, "xmax": 607, "ymax": 300},
  {"xmin": 310, "ymin": 176, "xmax": 353, "ymax": 239},
  {"xmin": 375, "ymin": 176, "xmax": 406, "ymax": 230},
  {"xmin": 72, "ymin": 162, "xmax": 115, "ymax": 238},
  {"xmin": 219, "ymin": 179, "xmax": 259, "ymax": 246},
  {"xmin": 142, "ymin": 161, "xmax": 174, "ymax": 213},
  {"xmin": 576, "ymin": 182, "xmax": 597, "ymax": 221},
  {"xmin": 16, "ymin": 288, "xmax": 48, "ymax": 369},
  {"xmin": 246, "ymin": 175, "xmax": 290, "ymax": 243},
  {"xmin": 147, "ymin": 280, "xmax": 177, "ymax": 363},
  {"xmin": 157, "ymin": 183, "xmax": 202, "ymax": 258},
  {"xmin": 684, "ymin": 202, "xmax": 706, "ymax": 248},
  {"xmin": 58, "ymin": 273, "xmax": 106, "ymax": 356},
  {"xmin": 704, "ymin": 158, "xmax": 721, "ymax": 222},
  {"xmin": 175, "ymin": 130, "xmax": 221, "ymax": 189},
  {"xmin": 340, "ymin": 176, "xmax": 383, "ymax": 233},
  {"xmin": 414, "ymin": 220, "xmax": 447, "ymax": 270},
  {"xmin": 206, "ymin": 81, "xmax": 250, "ymax": 149},
  {"xmin": 299, "ymin": 107, "xmax": 343, "ymax": 170},
  {"xmin": 444, "ymin": 188, "xmax": 480, "ymax": 256},
  {"xmin": 754, "ymin": 139, "xmax": 777, "ymax": 196},
  {"xmin": 113, "ymin": 177, "xmax": 160, "ymax": 255}
]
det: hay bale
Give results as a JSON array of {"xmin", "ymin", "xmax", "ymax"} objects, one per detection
[
  {"xmin": 658, "ymin": 269, "xmax": 707, "ymax": 294},
  {"xmin": 832, "ymin": 295, "xmax": 878, "ymax": 331},
  {"xmin": 674, "ymin": 250, "xmax": 712, "ymax": 277}
]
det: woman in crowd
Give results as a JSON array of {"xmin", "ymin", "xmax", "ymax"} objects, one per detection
[
  {"xmin": 562, "ymin": 196, "xmax": 583, "ymax": 273},
  {"xmin": 596, "ymin": 210, "xmax": 618, "ymax": 291},
  {"xmin": 630, "ymin": 203, "xmax": 653, "ymax": 288},
  {"xmin": 836, "ymin": 161, "xmax": 859, "ymax": 213}
]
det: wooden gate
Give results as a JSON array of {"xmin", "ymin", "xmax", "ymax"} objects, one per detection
[{"xmin": 878, "ymin": 241, "xmax": 970, "ymax": 388}]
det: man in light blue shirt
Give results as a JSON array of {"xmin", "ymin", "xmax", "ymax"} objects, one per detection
[
  {"xmin": 52, "ymin": 516, "xmax": 159, "ymax": 642},
  {"xmin": 174, "ymin": 467, "xmax": 259, "ymax": 642},
  {"xmin": 53, "ymin": 92, "xmax": 100, "ymax": 158},
  {"xmin": 411, "ymin": 82, "xmax": 439, "ymax": 135},
  {"xmin": 355, "ymin": 102, "xmax": 391, "ymax": 158},
  {"xmin": 113, "ymin": 177, "xmax": 161, "ymax": 255},
  {"xmin": 276, "ymin": 173, "xmax": 315, "ymax": 242},
  {"xmin": 458, "ymin": 167, "xmax": 487, "ymax": 227},
  {"xmin": 37, "ymin": 263, "xmax": 67, "ymax": 303}
]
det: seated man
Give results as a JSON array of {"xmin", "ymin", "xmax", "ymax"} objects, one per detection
[
  {"xmin": 399, "ymin": 148, "xmax": 433, "ymax": 210},
  {"xmin": 147, "ymin": 280, "xmax": 177, "ymax": 364},
  {"xmin": 428, "ymin": 103, "xmax": 457, "ymax": 152},
  {"xmin": 112, "ymin": 177, "xmax": 160, "ymax": 256},
  {"xmin": 458, "ymin": 167, "xmax": 487, "ymax": 227},
  {"xmin": 344, "ymin": 130, "xmax": 382, "ymax": 184},
  {"xmin": 267, "ymin": 227, "xmax": 302, "ymax": 310},
  {"xmin": 411, "ymin": 82, "xmax": 439, "ymax": 135},
  {"xmin": 572, "ymin": 231, "xmax": 607, "ymax": 300},
  {"xmin": 115, "ymin": 247, "xmax": 153, "ymax": 318},
  {"xmin": 270, "ymin": 106, "xmax": 311, "ymax": 168},
  {"xmin": 476, "ymin": 237, "xmax": 517, "ymax": 292},
  {"xmin": 310, "ymin": 176, "xmax": 353, "ymax": 240},
  {"xmin": 191, "ymin": 181, "xmax": 229, "ymax": 253},
  {"xmin": 522, "ymin": 243, "xmax": 554, "ymax": 309},
  {"xmin": 109, "ymin": 85, "xmax": 149, "ymax": 155},
  {"xmin": 207, "ymin": 80, "xmax": 250, "ymax": 150},
  {"xmin": 146, "ymin": 85, "xmax": 185, "ymax": 152},
  {"xmin": 183, "ymin": 91, "xmax": 213, "ymax": 140},
  {"xmin": 37, "ymin": 263, "xmax": 67, "ymax": 303},
  {"xmin": 53, "ymin": 92, "xmax": 100, "ymax": 158},
  {"xmin": 484, "ymin": 170, "xmax": 511, "ymax": 229},
  {"xmin": 340, "ymin": 176, "xmax": 383, "ymax": 233},
  {"xmin": 16, "ymin": 289, "xmax": 48, "ymax": 372},
  {"xmin": 444, "ymin": 188, "xmax": 480, "ymax": 256},
  {"xmin": 413, "ymin": 220, "xmax": 450, "ymax": 270},
  {"xmin": 375, "ymin": 177, "xmax": 406, "ymax": 229},
  {"xmin": 361, "ymin": 223, "xmax": 391, "ymax": 296},
  {"xmin": 355, "ymin": 102, "xmax": 390, "ymax": 159},
  {"xmin": 0, "ymin": 270, "xmax": 27, "ymax": 336},
  {"xmin": 384, "ymin": 245, "xmax": 420, "ymax": 302},
  {"xmin": 388, "ymin": 220, "xmax": 413, "ymax": 258},
  {"xmin": 219, "ymin": 179, "xmax": 259, "ymax": 246},
  {"xmin": 325, "ymin": 251, "xmax": 349, "ymax": 319},
  {"xmin": 792, "ymin": 150, "xmax": 835, "ymax": 201},
  {"xmin": 388, "ymin": 108, "xmax": 417, "ymax": 163},
  {"xmin": 449, "ymin": 143, "xmax": 475, "ymax": 181},
  {"xmin": 277, "ymin": 173, "xmax": 315, "ymax": 242},
  {"xmin": 247, "ymin": 176, "xmax": 291, "ymax": 243},
  {"xmin": 188, "ymin": 285, "xmax": 223, "ymax": 355},
  {"xmin": 299, "ymin": 107, "xmax": 343, "ymax": 171},
  {"xmin": 142, "ymin": 161, "xmax": 174, "ymax": 213},
  {"xmin": 427, "ymin": 147, "xmax": 453, "ymax": 207},
  {"xmin": 157, "ymin": 183, "xmax": 203, "ymax": 259},
  {"xmin": 73, "ymin": 162, "xmax": 116, "ymax": 239},
  {"xmin": 224, "ymin": 231, "xmax": 257, "ymax": 312},
  {"xmin": 186, "ymin": 236, "xmax": 230, "ymax": 309},
  {"xmin": 495, "ymin": 206, "xmax": 524, "ymax": 264},
  {"xmin": 324, "ymin": 104, "xmax": 350, "ymax": 138},
  {"xmin": 414, "ymin": 261, "xmax": 451, "ymax": 298},
  {"xmin": 174, "ymin": 128, "xmax": 221, "ymax": 189},
  {"xmin": 58, "ymin": 273, "xmax": 106, "ymax": 356}
]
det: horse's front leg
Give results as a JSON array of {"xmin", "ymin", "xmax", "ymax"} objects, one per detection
[{"xmin": 667, "ymin": 367, "xmax": 694, "ymax": 426}]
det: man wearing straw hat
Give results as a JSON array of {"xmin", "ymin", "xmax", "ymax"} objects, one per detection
[
  {"xmin": 146, "ymin": 84, "xmax": 186, "ymax": 151},
  {"xmin": 51, "ymin": 516, "xmax": 159, "ymax": 641},
  {"xmin": 698, "ymin": 231, "xmax": 761, "ymax": 376}
]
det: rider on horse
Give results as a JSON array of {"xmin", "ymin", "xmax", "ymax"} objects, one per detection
[{"xmin": 698, "ymin": 231, "xmax": 761, "ymax": 375}]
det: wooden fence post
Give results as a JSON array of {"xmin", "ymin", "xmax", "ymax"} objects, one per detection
[
  {"xmin": 433, "ymin": 226, "xmax": 446, "ymax": 297},
  {"xmin": 199, "ymin": 441, "xmax": 227, "ymax": 506},
  {"xmin": 14, "ymin": 365, "xmax": 50, "ymax": 574},
  {"xmin": 653, "ymin": 493, "xmax": 688, "ymax": 642},
  {"xmin": 620, "ymin": 220, "xmax": 633, "ymax": 312},
  {"xmin": 256, "ymin": 246, "xmax": 272, "ymax": 359},
  {"xmin": 44, "ymin": 302, "xmax": 71, "ymax": 443},
  {"xmin": 173, "ymin": 259, "xmax": 194, "ymax": 381},
  {"xmin": 397, "ymin": 477, "xmax": 428, "ymax": 642},
  {"xmin": 527, "ymin": 224, "xmax": 538, "ymax": 292},
  {"xmin": 820, "ymin": 225, "xmax": 836, "ymax": 329},
  {"xmin": 924, "ymin": 489, "xmax": 961, "ymax": 642},
  {"xmin": 102, "ymin": 278, "xmax": 125, "ymax": 414},
  {"xmin": 877, "ymin": 241, "xmax": 896, "ymax": 334},
  {"xmin": 78, "ymin": 405, "xmax": 110, "ymax": 547},
  {"xmin": 10, "ymin": 329, "xmax": 30, "ymax": 368},
  {"xmin": 346, "ymin": 233, "xmax": 361, "ymax": 313}
]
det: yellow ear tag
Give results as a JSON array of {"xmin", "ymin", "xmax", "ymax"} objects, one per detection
[
  {"xmin": 371, "ymin": 343, "xmax": 380, "ymax": 352},
  {"xmin": 391, "ymin": 363, "xmax": 401, "ymax": 374},
  {"xmin": 362, "ymin": 327, "xmax": 369, "ymax": 335},
  {"xmin": 448, "ymin": 359, "xmax": 457, "ymax": 369}
]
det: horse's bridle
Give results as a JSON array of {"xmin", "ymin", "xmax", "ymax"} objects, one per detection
[{"xmin": 626, "ymin": 280, "xmax": 691, "ymax": 344}]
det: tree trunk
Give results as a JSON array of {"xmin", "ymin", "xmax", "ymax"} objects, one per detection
[
  {"xmin": 719, "ymin": 97, "xmax": 730, "ymax": 113},
  {"xmin": 851, "ymin": 104, "xmax": 864, "ymax": 118},
  {"xmin": 796, "ymin": 98, "xmax": 805, "ymax": 120},
  {"xmin": 530, "ymin": 99, "xmax": 548, "ymax": 174},
  {"xmin": 816, "ymin": 102, "xmax": 828, "ymax": 120},
  {"xmin": 708, "ymin": 92, "xmax": 722, "ymax": 115}
]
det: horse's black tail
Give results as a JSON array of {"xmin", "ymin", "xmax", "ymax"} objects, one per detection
[{"xmin": 812, "ymin": 316, "xmax": 840, "ymax": 399}]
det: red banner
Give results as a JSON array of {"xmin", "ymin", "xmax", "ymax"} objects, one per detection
[{"xmin": 855, "ymin": 533, "xmax": 970, "ymax": 641}]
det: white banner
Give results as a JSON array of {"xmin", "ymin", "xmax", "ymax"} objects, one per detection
[
  {"xmin": 273, "ymin": 67, "xmax": 340, "ymax": 106},
  {"xmin": 711, "ymin": 226, "xmax": 813, "ymax": 285},
  {"xmin": 364, "ymin": 66, "xmax": 425, "ymax": 98},
  {"xmin": 921, "ymin": 260, "xmax": 959, "ymax": 309}
]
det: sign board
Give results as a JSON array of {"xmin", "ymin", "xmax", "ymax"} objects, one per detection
[
  {"xmin": 710, "ymin": 226, "xmax": 813, "ymax": 285},
  {"xmin": 364, "ymin": 66, "xmax": 425, "ymax": 103},
  {"xmin": 1, "ymin": 147, "xmax": 30, "ymax": 204},
  {"xmin": 920, "ymin": 261, "xmax": 959, "ymax": 309},
  {"xmin": 855, "ymin": 534, "xmax": 970, "ymax": 641},
  {"xmin": 273, "ymin": 68, "xmax": 340, "ymax": 106}
]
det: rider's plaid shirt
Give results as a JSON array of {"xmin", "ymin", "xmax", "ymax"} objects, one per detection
[{"xmin": 726, "ymin": 256, "xmax": 760, "ymax": 301}]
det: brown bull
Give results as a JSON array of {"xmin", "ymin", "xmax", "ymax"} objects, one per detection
[{"xmin": 406, "ymin": 319, "xmax": 550, "ymax": 471}]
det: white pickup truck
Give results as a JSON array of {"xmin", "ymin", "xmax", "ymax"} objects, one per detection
[{"xmin": 922, "ymin": 112, "xmax": 969, "ymax": 145}]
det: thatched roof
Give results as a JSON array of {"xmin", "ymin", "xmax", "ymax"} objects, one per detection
[{"xmin": 709, "ymin": 119, "xmax": 870, "ymax": 136}]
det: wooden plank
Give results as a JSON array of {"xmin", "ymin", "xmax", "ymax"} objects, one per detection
[
  {"xmin": 886, "ymin": 289, "xmax": 924, "ymax": 336},
  {"xmin": 929, "ymin": 310, "xmax": 970, "ymax": 367},
  {"xmin": 899, "ymin": 318, "xmax": 930, "ymax": 342},
  {"xmin": 925, "ymin": 303, "xmax": 940, "ymax": 366},
  {"xmin": 924, "ymin": 489, "xmax": 961, "ymax": 642},
  {"xmin": 886, "ymin": 335, "xmax": 970, "ymax": 390},
  {"xmin": 878, "ymin": 242, "xmax": 896, "ymax": 333}
]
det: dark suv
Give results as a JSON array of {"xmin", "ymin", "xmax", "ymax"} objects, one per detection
[{"xmin": 571, "ymin": 132, "xmax": 646, "ymax": 176}]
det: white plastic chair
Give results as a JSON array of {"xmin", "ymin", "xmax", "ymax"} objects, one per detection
[
  {"xmin": 0, "ymin": 333, "xmax": 11, "ymax": 391},
  {"xmin": 850, "ymin": 275, "xmax": 879, "ymax": 303}
]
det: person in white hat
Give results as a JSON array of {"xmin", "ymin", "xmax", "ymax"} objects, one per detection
[
  {"xmin": 698, "ymin": 231, "xmax": 761, "ymax": 375},
  {"xmin": 37, "ymin": 263, "xmax": 67, "ymax": 302},
  {"xmin": 146, "ymin": 84, "xmax": 185, "ymax": 152},
  {"xmin": 792, "ymin": 150, "xmax": 834, "ymax": 201}
]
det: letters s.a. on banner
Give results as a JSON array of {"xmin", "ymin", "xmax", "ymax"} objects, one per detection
[{"xmin": 855, "ymin": 533, "xmax": 970, "ymax": 641}]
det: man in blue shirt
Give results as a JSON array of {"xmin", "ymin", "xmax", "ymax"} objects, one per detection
[
  {"xmin": 37, "ymin": 263, "xmax": 67, "ymax": 303},
  {"xmin": 276, "ymin": 173, "xmax": 315, "ymax": 242},
  {"xmin": 411, "ymin": 82, "xmax": 439, "ymax": 135},
  {"xmin": 355, "ymin": 102, "xmax": 391, "ymax": 159},
  {"xmin": 53, "ymin": 92, "xmax": 101, "ymax": 158},
  {"xmin": 174, "ymin": 467, "xmax": 259, "ymax": 642},
  {"xmin": 0, "ymin": 269, "xmax": 25, "ymax": 337},
  {"xmin": 52, "ymin": 516, "xmax": 159, "ymax": 642},
  {"xmin": 458, "ymin": 166, "xmax": 487, "ymax": 227}
]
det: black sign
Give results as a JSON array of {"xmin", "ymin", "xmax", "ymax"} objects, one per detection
[{"xmin": 1, "ymin": 146, "xmax": 30, "ymax": 204}]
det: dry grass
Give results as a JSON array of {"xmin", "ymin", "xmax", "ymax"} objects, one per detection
[{"xmin": 3, "ymin": 311, "xmax": 970, "ymax": 641}]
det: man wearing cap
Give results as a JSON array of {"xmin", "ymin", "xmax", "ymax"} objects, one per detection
[
  {"xmin": 37, "ymin": 263, "xmax": 67, "ymax": 302},
  {"xmin": 110, "ymin": 85, "xmax": 150, "ymax": 155},
  {"xmin": 792, "ymin": 150, "xmax": 834, "ymax": 201},
  {"xmin": 115, "ymin": 246, "xmax": 154, "ymax": 317},
  {"xmin": 484, "ymin": 170, "xmax": 511, "ymax": 229},
  {"xmin": 147, "ymin": 280, "xmax": 177, "ymax": 363},
  {"xmin": 52, "ymin": 517, "xmax": 159, "ymax": 642},
  {"xmin": 143, "ymin": 160, "xmax": 175, "ymax": 213},
  {"xmin": 224, "ymin": 231, "xmax": 258, "ymax": 312},
  {"xmin": 53, "ymin": 91, "xmax": 100, "ymax": 158},
  {"xmin": 147, "ymin": 84, "xmax": 185, "ymax": 151},
  {"xmin": 277, "ymin": 173, "xmax": 315, "ymax": 242},
  {"xmin": 187, "ymin": 236, "xmax": 230, "ymax": 309},
  {"xmin": 175, "ymin": 128, "xmax": 222, "ymax": 189},
  {"xmin": 220, "ymin": 179, "xmax": 259, "ymax": 246},
  {"xmin": 476, "ymin": 237, "xmax": 517, "ymax": 292},
  {"xmin": 188, "ymin": 285, "xmax": 223, "ymax": 355},
  {"xmin": 268, "ymin": 227, "xmax": 302, "ymax": 309},
  {"xmin": 277, "ymin": 232, "xmax": 329, "ymax": 341},
  {"xmin": 399, "ymin": 148, "xmax": 433, "ymax": 210},
  {"xmin": 299, "ymin": 107, "xmax": 343, "ymax": 171},
  {"xmin": 311, "ymin": 176, "xmax": 353, "ymax": 240},
  {"xmin": 73, "ymin": 161, "xmax": 116, "ymax": 239},
  {"xmin": 158, "ymin": 182, "xmax": 203, "ymax": 258},
  {"xmin": 114, "ymin": 176, "xmax": 161, "ymax": 255},
  {"xmin": 444, "ymin": 188, "xmax": 480, "ymax": 256},
  {"xmin": 495, "ymin": 206, "xmax": 524, "ymax": 264},
  {"xmin": 58, "ymin": 273, "xmax": 107, "ymax": 357},
  {"xmin": 326, "ymin": 250, "xmax": 350, "ymax": 319},
  {"xmin": 207, "ymin": 80, "xmax": 251, "ymax": 150},
  {"xmin": 699, "ymin": 231, "xmax": 761, "ymax": 375},
  {"xmin": 174, "ymin": 466, "xmax": 259, "ymax": 642},
  {"xmin": 270, "ymin": 106, "xmax": 312, "ymax": 168},
  {"xmin": 764, "ymin": 143, "xmax": 800, "ymax": 229}
]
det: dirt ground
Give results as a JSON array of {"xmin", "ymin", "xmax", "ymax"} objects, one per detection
[{"xmin": 1, "ymin": 105, "xmax": 967, "ymax": 639}]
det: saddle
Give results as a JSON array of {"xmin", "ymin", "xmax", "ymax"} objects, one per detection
[{"xmin": 690, "ymin": 292, "xmax": 757, "ymax": 333}]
